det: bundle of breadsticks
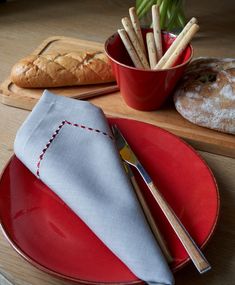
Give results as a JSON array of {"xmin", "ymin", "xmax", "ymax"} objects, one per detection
[{"xmin": 118, "ymin": 5, "xmax": 199, "ymax": 70}]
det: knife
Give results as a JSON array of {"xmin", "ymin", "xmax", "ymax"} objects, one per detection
[
  {"xmin": 112, "ymin": 125, "xmax": 211, "ymax": 274},
  {"xmin": 122, "ymin": 162, "xmax": 173, "ymax": 263}
]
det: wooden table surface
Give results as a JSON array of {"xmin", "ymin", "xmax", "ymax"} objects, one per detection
[{"xmin": 0, "ymin": 0, "xmax": 234, "ymax": 284}]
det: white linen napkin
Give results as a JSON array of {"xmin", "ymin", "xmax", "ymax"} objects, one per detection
[{"xmin": 14, "ymin": 90, "xmax": 174, "ymax": 285}]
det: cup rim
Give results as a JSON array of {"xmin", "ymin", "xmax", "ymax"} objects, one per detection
[{"xmin": 104, "ymin": 30, "xmax": 194, "ymax": 72}]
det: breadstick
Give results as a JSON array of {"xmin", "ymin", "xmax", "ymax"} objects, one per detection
[
  {"xmin": 146, "ymin": 32, "xmax": 158, "ymax": 69},
  {"xmin": 162, "ymin": 24, "xmax": 199, "ymax": 69},
  {"xmin": 129, "ymin": 7, "xmax": 146, "ymax": 56},
  {"xmin": 118, "ymin": 29, "xmax": 144, "ymax": 69},
  {"xmin": 152, "ymin": 5, "xmax": 162, "ymax": 61},
  {"xmin": 154, "ymin": 17, "xmax": 198, "ymax": 69},
  {"xmin": 122, "ymin": 17, "xmax": 150, "ymax": 69}
]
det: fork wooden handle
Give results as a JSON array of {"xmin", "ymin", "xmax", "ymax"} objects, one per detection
[{"xmin": 147, "ymin": 181, "xmax": 211, "ymax": 273}]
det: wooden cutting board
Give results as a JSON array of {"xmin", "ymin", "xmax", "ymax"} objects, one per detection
[
  {"xmin": 0, "ymin": 36, "xmax": 117, "ymax": 110},
  {"xmin": 0, "ymin": 36, "xmax": 234, "ymax": 158}
]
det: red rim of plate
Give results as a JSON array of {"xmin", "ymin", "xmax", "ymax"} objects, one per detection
[{"xmin": 0, "ymin": 118, "xmax": 220, "ymax": 284}]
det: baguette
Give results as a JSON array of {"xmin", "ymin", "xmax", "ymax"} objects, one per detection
[{"xmin": 10, "ymin": 51, "xmax": 115, "ymax": 88}]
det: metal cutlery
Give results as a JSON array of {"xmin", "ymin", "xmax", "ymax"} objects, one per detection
[{"xmin": 112, "ymin": 125, "xmax": 211, "ymax": 274}]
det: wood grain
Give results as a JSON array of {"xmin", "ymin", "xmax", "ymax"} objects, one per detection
[
  {"xmin": 0, "ymin": 36, "xmax": 116, "ymax": 109},
  {"xmin": 1, "ymin": 36, "xmax": 235, "ymax": 158},
  {"xmin": 0, "ymin": 0, "xmax": 235, "ymax": 285}
]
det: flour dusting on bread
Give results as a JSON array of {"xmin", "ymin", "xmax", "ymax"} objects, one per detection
[{"xmin": 174, "ymin": 57, "xmax": 235, "ymax": 134}]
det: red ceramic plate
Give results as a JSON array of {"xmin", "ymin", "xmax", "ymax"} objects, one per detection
[{"xmin": 0, "ymin": 118, "xmax": 219, "ymax": 284}]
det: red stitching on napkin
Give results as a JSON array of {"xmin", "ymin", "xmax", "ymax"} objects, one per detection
[{"xmin": 36, "ymin": 120, "xmax": 113, "ymax": 178}]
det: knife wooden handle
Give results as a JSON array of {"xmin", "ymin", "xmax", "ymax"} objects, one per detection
[
  {"xmin": 147, "ymin": 181, "xmax": 211, "ymax": 274},
  {"xmin": 70, "ymin": 84, "xmax": 119, "ymax": 100},
  {"xmin": 129, "ymin": 172, "xmax": 173, "ymax": 263}
]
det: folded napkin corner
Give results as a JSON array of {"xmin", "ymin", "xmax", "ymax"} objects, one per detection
[{"xmin": 14, "ymin": 90, "xmax": 174, "ymax": 285}]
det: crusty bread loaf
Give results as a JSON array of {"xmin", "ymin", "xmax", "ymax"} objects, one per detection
[
  {"xmin": 10, "ymin": 51, "xmax": 115, "ymax": 88},
  {"xmin": 174, "ymin": 57, "xmax": 235, "ymax": 134}
]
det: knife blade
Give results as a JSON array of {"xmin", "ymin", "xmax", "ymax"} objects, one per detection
[{"xmin": 112, "ymin": 124, "xmax": 211, "ymax": 274}]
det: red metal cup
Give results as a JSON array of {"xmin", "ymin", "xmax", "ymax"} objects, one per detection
[{"xmin": 105, "ymin": 29, "xmax": 193, "ymax": 111}]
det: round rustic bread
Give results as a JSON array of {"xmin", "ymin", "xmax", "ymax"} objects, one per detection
[{"xmin": 174, "ymin": 57, "xmax": 235, "ymax": 134}]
